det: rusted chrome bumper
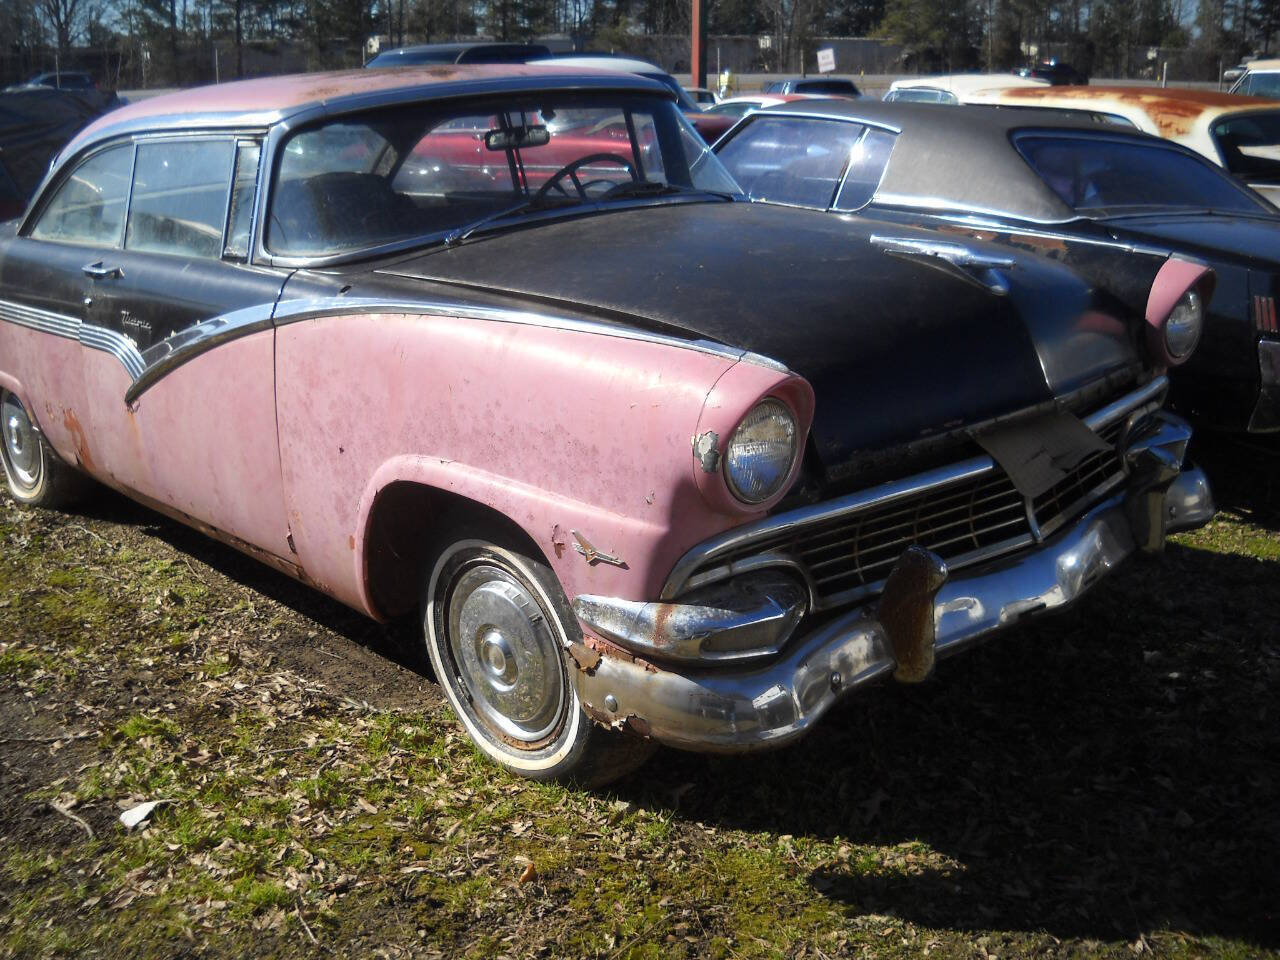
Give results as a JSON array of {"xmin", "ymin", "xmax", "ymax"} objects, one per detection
[{"xmin": 570, "ymin": 418, "xmax": 1213, "ymax": 753}]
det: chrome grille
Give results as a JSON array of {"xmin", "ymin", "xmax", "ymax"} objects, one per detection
[
  {"xmin": 1032, "ymin": 416, "xmax": 1126, "ymax": 539},
  {"xmin": 665, "ymin": 379, "xmax": 1163, "ymax": 612}
]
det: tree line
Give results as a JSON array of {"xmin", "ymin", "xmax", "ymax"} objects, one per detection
[{"xmin": 3, "ymin": 0, "xmax": 1278, "ymax": 87}]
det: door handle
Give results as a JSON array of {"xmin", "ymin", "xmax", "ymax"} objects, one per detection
[{"xmin": 82, "ymin": 261, "xmax": 122, "ymax": 280}]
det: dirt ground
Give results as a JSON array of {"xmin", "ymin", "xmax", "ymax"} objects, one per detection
[{"xmin": 1, "ymin": 437, "xmax": 1277, "ymax": 959}]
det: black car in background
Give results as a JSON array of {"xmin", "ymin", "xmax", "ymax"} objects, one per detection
[
  {"xmin": 712, "ymin": 98, "xmax": 1280, "ymax": 433},
  {"xmin": 366, "ymin": 41, "xmax": 551, "ymax": 67},
  {"xmin": 1017, "ymin": 60, "xmax": 1089, "ymax": 85},
  {"xmin": 0, "ymin": 87, "xmax": 119, "ymax": 221},
  {"xmin": 762, "ymin": 77, "xmax": 861, "ymax": 97}
]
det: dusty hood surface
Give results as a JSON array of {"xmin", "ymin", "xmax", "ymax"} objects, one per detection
[{"xmin": 361, "ymin": 201, "xmax": 1139, "ymax": 468}]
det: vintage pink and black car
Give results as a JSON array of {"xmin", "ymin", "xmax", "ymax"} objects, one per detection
[{"xmin": 0, "ymin": 65, "xmax": 1215, "ymax": 785}]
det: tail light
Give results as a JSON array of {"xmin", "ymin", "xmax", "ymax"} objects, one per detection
[
  {"xmin": 1254, "ymin": 295, "xmax": 1278, "ymax": 334},
  {"xmin": 1146, "ymin": 258, "xmax": 1215, "ymax": 368}
]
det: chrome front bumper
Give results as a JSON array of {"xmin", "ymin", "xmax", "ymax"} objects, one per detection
[{"xmin": 570, "ymin": 417, "xmax": 1214, "ymax": 753}]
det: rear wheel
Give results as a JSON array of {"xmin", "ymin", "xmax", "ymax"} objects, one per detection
[
  {"xmin": 422, "ymin": 536, "xmax": 654, "ymax": 787},
  {"xmin": 0, "ymin": 391, "xmax": 88, "ymax": 508}
]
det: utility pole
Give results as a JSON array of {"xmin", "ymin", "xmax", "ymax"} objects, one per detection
[{"xmin": 691, "ymin": 0, "xmax": 706, "ymax": 90}]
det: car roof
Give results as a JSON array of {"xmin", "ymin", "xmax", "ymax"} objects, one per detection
[
  {"xmin": 753, "ymin": 98, "xmax": 1189, "ymax": 222},
  {"xmin": 1244, "ymin": 58, "xmax": 1280, "ymax": 72},
  {"xmin": 61, "ymin": 64, "xmax": 666, "ymax": 156}
]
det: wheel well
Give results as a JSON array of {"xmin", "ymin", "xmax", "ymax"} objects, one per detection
[{"xmin": 362, "ymin": 482, "xmax": 548, "ymax": 619}]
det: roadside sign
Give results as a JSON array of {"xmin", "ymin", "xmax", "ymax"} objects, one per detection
[{"xmin": 817, "ymin": 47, "xmax": 835, "ymax": 73}]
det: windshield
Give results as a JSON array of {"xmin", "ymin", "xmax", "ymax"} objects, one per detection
[
  {"xmin": 1212, "ymin": 112, "xmax": 1280, "ymax": 182},
  {"xmin": 1016, "ymin": 135, "xmax": 1270, "ymax": 215},
  {"xmin": 267, "ymin": 93, "xmax": 741, "ymax": 259}
]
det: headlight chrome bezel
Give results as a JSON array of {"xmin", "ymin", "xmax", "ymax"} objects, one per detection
[{"xmin": 723, "ymin": 398, "xmax": 799, "ymax": 505}]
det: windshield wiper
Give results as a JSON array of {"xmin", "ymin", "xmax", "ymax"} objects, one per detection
[{"xmin": 444, "ymin": 196, "xmax": 571, "ymax": 246}]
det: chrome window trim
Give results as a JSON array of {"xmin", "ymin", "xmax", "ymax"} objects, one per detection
[
  {"xmin": 24, "ymin": 139, "xmax": 137, "ymax": 250},
  {"xmin": 123, "ymin": 134, "xmax": 238, "ymax": 258},
  {"xmin": 0, "ymin": 299, "xmax": 145, "ymax": 380},
  {"xmin": 659, "ymin": 376, "xmax": 1169, "ymax": 602},
  {"xmin": 22, "ymin": 127, "xmax": 274, "ymax": 238}
]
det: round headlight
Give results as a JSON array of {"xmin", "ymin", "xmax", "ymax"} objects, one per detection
[
  {"xmin": 725, "ymin": 399, "xmax": 798, "ymax": 504},
  {"xmin": 1164, "ymin": 288, "xmax": 1203, "ymax": 361}
]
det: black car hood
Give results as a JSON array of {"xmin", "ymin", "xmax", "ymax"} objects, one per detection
[
  {"xmin": 1104, "ymin": 213, "xmax": 1280, "ymax": 269},
  {"xmin": 372, "ymin": 202, "xmax": 1138, "ymax": 469}
]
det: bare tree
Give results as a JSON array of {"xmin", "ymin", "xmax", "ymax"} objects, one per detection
[{"xmin": 40, "ymin": 0, "xmax": 88, "ymax": 60}]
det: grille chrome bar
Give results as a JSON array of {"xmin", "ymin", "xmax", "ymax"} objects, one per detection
[{"xmin": 661, "ymin": 376, "xmax": 1168, "ymax": 608}]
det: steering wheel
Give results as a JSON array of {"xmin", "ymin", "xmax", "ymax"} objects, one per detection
[{"xmin": 534, "ymin": 153, "xmax": 636, "ymax": 201}]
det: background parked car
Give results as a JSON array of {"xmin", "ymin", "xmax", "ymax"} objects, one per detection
[
  {"xmin": 762, "ymin": 76, "xmax": 860, "ymax": 97},
  {"xmin": 987, "ymin": 85, "xmax": 1280, "ymax": 206},
  {"xmin": 1229, "ymin": 58, "xmax": 1280, "ymax": 97},
  {"xmin": 528, "ymin": 53, "xmax": 724, "ymax": 140},
  {"xmin": 685, "ymin": 86, "xmax": 719, "ymax": 108},
  {"xmin": 884, "ymin": 74, "xmax": 1048, "ymax": 103},
  {"xmin": 0, "ymin": 64, "xmax": 1210, "ymax": 787},
  {"xmin": 0, "ymin": 86, "xmax": 119, "ymax": 221},
  {"xmin": 1015, "ymin": 59, "xmax": 1089, "ymax": 85},
  {"xmin": 17, "ymin": 71, "xmax": 97, "ymax": 91},
  {"xmin": 712, "ymin": 98, "xmax": 1280, "ymax": 433},
  {"xmin": 365, "ymin": 41, "xmax": 550, "ymax": 67},
  {"xmin": 689, "ymin": 93, "xmax": 828, "ymax": 142}
]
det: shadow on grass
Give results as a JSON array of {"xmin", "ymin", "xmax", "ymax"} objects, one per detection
[
  {"xmin": 64, "ymin": 486, "xmax": 429, "ymax": 682},
  {"xmin": 59, "ymin": 482, "xmax": 1280, "ymax": 947},
  {"xmin": 1192, "ymin": 431, "xmax": 1280, "ymax": 531},
  {"xmin": 622, "ymin": 541, "xmax": 1280, "ymax": 948}
]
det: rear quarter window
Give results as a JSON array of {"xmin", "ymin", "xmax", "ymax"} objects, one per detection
[
  {"xmin": 1016, "ymin": 134, "xmax": 1269, "ymax": 214},
  {"xmin": 125, "ymin": 139, "xmax": 235, "ymax": 258}
]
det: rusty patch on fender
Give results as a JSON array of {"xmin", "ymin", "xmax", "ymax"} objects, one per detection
[
  {"xmin": 61, "ymin": 409, "xmax": 95, "ymax": 472},
  {"xmin": 567, "ymin": 642, "xmax": 601, "ymax": 672}
]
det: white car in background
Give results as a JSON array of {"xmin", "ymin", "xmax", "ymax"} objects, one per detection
[
  {"xmin": 1230, "ymin": 59, "xmax": 1280, "ymax": 98},
  {"xmin": 685, "ymin": 86, "xmax": 719, "ymax": 108},
  {"xmin": 883, "ymin": 74, "xmax": 1048, "ymax": 104}
]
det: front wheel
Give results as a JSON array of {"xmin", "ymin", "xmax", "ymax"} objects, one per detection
[
  {"xmin": 422, "ymin": 536, "xmax": 653, "ymax": 787},
  {"xmin": 0, "ymin": 391, "xmax": 89, "ymax": 508}
]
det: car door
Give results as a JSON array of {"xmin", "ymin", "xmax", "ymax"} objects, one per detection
[
  {"xmin": 0, "ymin": 140, "xmax": 136, "ymax": 469},
  {"xmin": 70, "ymin": 135, "xmax": 294, "ymax": 564}
]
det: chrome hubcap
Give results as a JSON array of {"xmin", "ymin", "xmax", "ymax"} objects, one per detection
[
  {"xmin": 0, "ymin": 394, "xmax": 40, "ymax": 491},
  {"xmin": 447, "ymin": 563, "xmax": 565, "ymax": 745}
]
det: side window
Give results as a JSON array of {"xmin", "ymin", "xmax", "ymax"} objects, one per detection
[
  {"xmin": 224, "ymin": 142, "xmax": 261, "ymax": 260},
  {"xmin": 29, "ymin": 144, "xmax": 133, "ymax": 246},
  {"xmin": 716, "ymin": 115, "xmax": 865, "ymax": 208},
  {"xmin": 833, "ymin": 128, "xmax": 897, "ymax": 211},
  {"xmin": 125, "ymin": 139, "xmax": 234, "ymax": 258}
]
